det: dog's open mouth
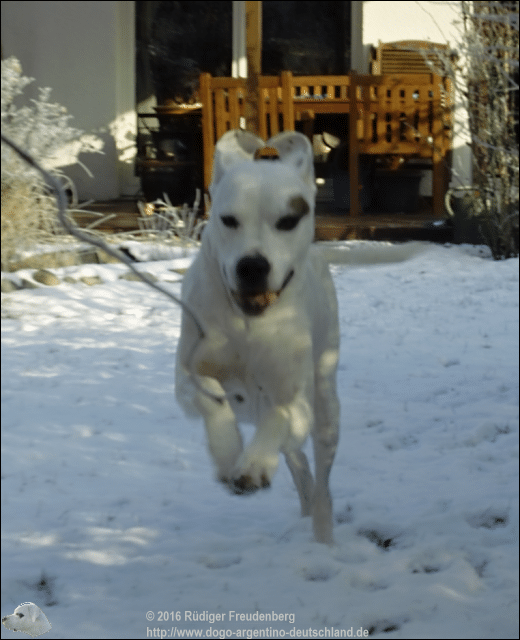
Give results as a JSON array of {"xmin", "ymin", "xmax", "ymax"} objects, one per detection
[{"xmin": 231, "ymin": 270, "xmax": 294, "ymax": 316}]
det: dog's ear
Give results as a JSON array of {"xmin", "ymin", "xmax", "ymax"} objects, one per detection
[
  {"xmin": 266, "ymin": 132, "xmax": 316, "ymax": 193},
  {"xmin": 211, "ymin": 129, "xmax": 264, "ymax": 192}
]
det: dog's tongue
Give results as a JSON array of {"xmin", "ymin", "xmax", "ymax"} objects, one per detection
[{"xmin": 232, "ymin": 290, "xmax": 278, "ymax": 316}]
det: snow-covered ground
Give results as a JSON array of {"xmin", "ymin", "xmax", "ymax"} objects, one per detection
[{"xmin": 1, "ymin": 241, "xmax": 518, "ymax": 639}]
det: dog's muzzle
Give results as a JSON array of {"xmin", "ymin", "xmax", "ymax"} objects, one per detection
[{"xmin": 231, "ymin": 254, "xmax": 294, "ymax": 316}]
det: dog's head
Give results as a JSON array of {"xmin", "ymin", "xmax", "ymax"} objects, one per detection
[
  {"xmin": 206, "ymin": 130, "xmax": 316, "ymax": 317},
  {"xmin": 2, "ymin": 602, "xmax": 51, "ymax": 637}
]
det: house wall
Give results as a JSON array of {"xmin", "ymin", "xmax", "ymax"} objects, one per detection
[
  {"xmin": 351, "ymin": 0, "xmax": 472, "ymax": 188},
  {"xmin": 1, "ymin": 0, "xmax": 138, "ymax": 200}
]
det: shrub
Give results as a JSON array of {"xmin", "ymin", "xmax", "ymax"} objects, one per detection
[{"xmin": 1, "ymin": 56, "xmax": 102, "ymax": 271}]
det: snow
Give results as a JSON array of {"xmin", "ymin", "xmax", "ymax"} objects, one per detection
[{"xmin": 1, "ymin": 240, "xmax": 518, "ymax": 639}]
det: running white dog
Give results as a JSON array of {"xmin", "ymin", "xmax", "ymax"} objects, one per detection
[
  {"xmin": 176, "ymin": 129, "xmax": 340, "ymax": 543},
  {"xmin": 2, "ymin": 603, "xmax": 51, "ymax": 637}
]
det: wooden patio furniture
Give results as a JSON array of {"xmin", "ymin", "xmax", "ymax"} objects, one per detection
[
  {"xmin": 348, "ymin": 72, "xmax": 450, "ymax": 218},
  {"xmin": 200, "ymin": 71, "xmax": 294, "ymax": 192},
  {"xmin": 200, "ymin": 70, "xmax": 452, "ymax": 220},
  {"xmin": 370, "ymin": 40, "xmax": 451, "ymax": 75}
]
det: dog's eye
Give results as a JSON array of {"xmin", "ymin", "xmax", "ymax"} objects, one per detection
[
  {"xmin": 276, "ymin": 215, "xmax": 300, "ymax": 231},
  {"xmin": 221, "ymin": 215, "xmax": 239, "ymax": 229},
  {"xmin": 17, "ymin": 614, "xmax": 24, "ymax": 618}
]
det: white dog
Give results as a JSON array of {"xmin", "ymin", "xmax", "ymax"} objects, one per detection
[
  {"xmin": 176, "ymin": 129, "xmax": 340, "ymax": 543},
  {"xmin": 2, "ymin": 603, "xmax": 51, "ymax": 637}
]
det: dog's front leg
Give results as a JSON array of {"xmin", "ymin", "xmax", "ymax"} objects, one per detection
[
  {"xmin": 232, "ymin": 397, "xmax": 313, "ymax": 494},
  {"xmin": 231, "ymin": 406, "xmax": 288, "ymax": 493},
  {"xmin": 194, "ymin": 376, "xmax": 243, "ymax": 484}
]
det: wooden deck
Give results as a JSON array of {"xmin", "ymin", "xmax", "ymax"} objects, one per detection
[
  {"xmin": 69, "ymin": 199, "xmax": 451, "ymax": 241},
  {"xmin": 315, "ymin": 213, "xmax": 450, "ymax": 241},
  {"xmin": 70, "ymin": 200, "xmax": 141, "ymax": 233}
]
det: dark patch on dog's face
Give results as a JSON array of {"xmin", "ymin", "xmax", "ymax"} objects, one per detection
[
  {"xmin": 288, "ymin": 195, "xmax": 309, "ymax": 217},
  {"xmin": 274, "ymin": 196, "xmax": 310, "ymax": 232}
]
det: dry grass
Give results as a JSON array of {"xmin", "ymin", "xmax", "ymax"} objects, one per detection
[{"xmin": 0, "ymin": 178, "xmax": 74, "ymax": 272}]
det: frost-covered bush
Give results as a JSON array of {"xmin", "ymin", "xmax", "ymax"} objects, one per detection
[
  {"xmin": 137, "ymin": 190, "xmax": 207, "ymax": 246},
  {"xmin": 432, "ymin": 3, "xmax": 518, "ymax": 259},
  {"xmin": 461, "ymin": 2, "xmax": 519, "ymax": 259},
  {"xmin": 1, "ymin": 56, "xmax": 102, "ymax": 271}
]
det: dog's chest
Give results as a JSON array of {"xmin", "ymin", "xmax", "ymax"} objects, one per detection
[
  {"xmin": 196, "ymin": 318, "xmax": 313, "ymax": 421},
  {"xmin": 224, "ymin": 373, "xmax": 272, "ymax": 424},
  {"xmin": 196, "ymin": 337, "xmax": 278, "ymax": 418}
]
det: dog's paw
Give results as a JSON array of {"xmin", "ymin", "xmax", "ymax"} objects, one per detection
[
  {"xmin": 218, "ymin": 473, "xmax": 270, "ymax": 494},
  {"xmin": 228, "ymin": 449, "xmax": 279, "ymax": 494},
  {"xmin": 232, "ymin": 473, "xmax": 270, "ymax": 494}
]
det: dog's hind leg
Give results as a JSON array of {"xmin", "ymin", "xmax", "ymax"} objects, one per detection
[
  {"xmin": 284, "ymin": 449, "xmax": 314, "ymax": 516},
  {"xmin": 311, "ymin": 425, "xmax": 338, "ymax": 543},
  {"xmin": 311, "ymin": 302, "xmax": 340, "ymax": 543},
  {"xmin": 311, "ymin": 378, "xmax": 340, "ymax": 543}
]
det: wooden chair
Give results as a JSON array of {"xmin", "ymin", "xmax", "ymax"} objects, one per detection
[
  {"xmin": 199, "ymin": 72, "xmax": 294, "ymax": 193},
  {"xmin": 348, "ymin": 73, "xmax": 450, "ymax": 218},
  {"xmin": 370, "ymin": 40, "xmax": 451, "ymax": 75}
]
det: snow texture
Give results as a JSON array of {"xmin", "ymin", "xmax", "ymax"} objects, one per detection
[{"xmin": 1, "ymin": 241, "xmax": 518, "ymax": 639}]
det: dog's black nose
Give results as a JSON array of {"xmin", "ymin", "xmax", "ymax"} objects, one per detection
[{"xmin": 236, "ymin": 254, "xmax": 270, "ymax": 291}]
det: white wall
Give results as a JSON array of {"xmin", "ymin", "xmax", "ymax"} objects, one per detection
[
  {"xmin": 363, "ymin": 1, "xmax": 462, "ymax": 65},
  {"xmin": 1, "ymin": 0, "xmax": 138, "ymax": 199},
  {"xmin": 352, "ymin": 1, "xmax": 472, "ymax": 187}
]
